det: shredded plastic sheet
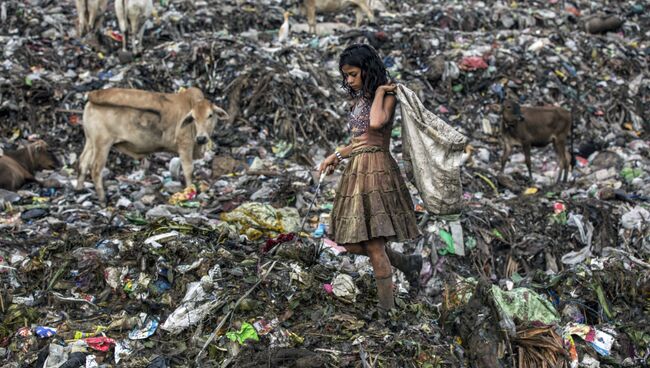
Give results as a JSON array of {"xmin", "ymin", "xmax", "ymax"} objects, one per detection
[
  {"xmin": 331, "ymin": 274, "xmax": 359, "ymax": 303},
  {"xmin": 396, "ymin": 84, "xmax": 468, "ymax": 215},
  {"xmin": 491, "ymin": 285, "xmax": 560, "ymax": 325},
  {"xmin": 220, "ymin": 202, "xmax": 300, "ymax": 240}
]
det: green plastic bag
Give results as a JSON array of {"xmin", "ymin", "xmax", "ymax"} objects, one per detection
[
  {"xmin": 226, "ymin": 323, "xmax": 259, "ymax": 345},
  {"xmin": 437, "ymin": 229, "xmax": 455, "ymax": 255}
]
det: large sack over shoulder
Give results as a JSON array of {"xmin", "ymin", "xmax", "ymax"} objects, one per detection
[{"xmin": 396, "ymin": 84, "xmax": 468, "ymax": 215}]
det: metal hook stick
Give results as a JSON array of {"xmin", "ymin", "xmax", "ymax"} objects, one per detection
[{"xmin": 299, "ymin": 174, "xmax": 326, "ymax": 232}]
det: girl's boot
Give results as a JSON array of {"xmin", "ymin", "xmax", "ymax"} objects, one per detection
[
  {"xmin": 375, "ymin": 275, "xmax": 395, "ymax": 315},
  {"xmin": 385, "ymin": 248, "xmax": 422, "ymax": 289}
]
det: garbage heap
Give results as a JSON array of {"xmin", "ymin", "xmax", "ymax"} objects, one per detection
[{"xmin": 1, "ymin": 0, "xmax": 648, "ymax": 367}]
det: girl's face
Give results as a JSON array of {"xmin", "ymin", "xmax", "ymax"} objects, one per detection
[{"xmin": 341, "ymin": 65, "xmax": 363, "ymax": 92}]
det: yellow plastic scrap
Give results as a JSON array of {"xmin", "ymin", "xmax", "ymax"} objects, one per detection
[
  {"xmin": 524, "ymin": 187, "xmax": 539, "ymax": 195},
  {"xmin": 288, "ymin": 331, "xmax": 304, "ymax": 345},
  {"xmin": 10, "ymin": 128, "xmax": 20, "ymax": 141},
  {"xmin": 475, "ymin": 173, "xmax": 498, "ymax": 196},
  {"xmin": 32, "ymin": 197, "xmax": 49, "ymax": 204},
  {"xmin": 169, "ymin": 184, "xmax": 197, "ymax": 205},
  {"xmin": 73, "ymin": 326, "xmax": 108, "ymax": 340}
]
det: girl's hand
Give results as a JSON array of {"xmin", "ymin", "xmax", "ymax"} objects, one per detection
[
  {"xmin": 379, "ymin": 83, "xmax": 397, "ymax": 94},
  {"xmin": 319, "ymin": 154, "xmax": 339, "ymax": 175}
]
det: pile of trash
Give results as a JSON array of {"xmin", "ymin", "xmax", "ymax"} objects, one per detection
[{"xmin": 1, "ymin": 0, "xmax": 649, "ymax": 367}]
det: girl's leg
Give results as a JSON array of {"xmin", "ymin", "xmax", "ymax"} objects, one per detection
[
  {"xmin": 366, "ymin": 238, "xmax": 394, "ymax": 312},
  {"xmin": 366, "ymin": 238, "xmax": 392, "ymax": 278},
  {"xmin": 342, "ymin": 243, "xmax": 367, "ymax": 256}
]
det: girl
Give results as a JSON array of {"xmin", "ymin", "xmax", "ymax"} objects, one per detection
[{"xmin": 319, "ymin": 44, "xmax": 422, "ymax": 314}]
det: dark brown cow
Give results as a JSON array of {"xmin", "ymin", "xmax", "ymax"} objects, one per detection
[
  {"xmin": 500, "ymin": 100, "xmax": 573, "ymax": 182},
  {"xmin": 0, "ymin": 140, "xmax": 58, "ymax": 191}
]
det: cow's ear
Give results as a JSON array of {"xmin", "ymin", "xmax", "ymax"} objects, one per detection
[
  {"xmin": 212, "ymin": 105, "xmax": 230, "ymax": 120},
  {"xmin": 33, "ymin": 140, "xmax": 47, "ymax": 152},
  {"xmin": 181, "ymin": 112, "xmax": 194, "ymax": 127}
]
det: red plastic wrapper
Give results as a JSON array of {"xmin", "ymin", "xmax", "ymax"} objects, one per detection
[
  {"xmin": 85, "ymin": 336, "xmax": 116, "ymax": 352},
  {"xmin": 261, "ymin": 233, "xmax": 295, "ymax": 253},
  {"xmin": 458, "ymin": 56, "xmax": 488, "ymax": 71},
  {"xmin": 68, "ymin": 114, "xmax": 80, "ymax": 126},
  {"xmin": 109, "ymin": 31, "xmax": 124, "ymax": 42}
]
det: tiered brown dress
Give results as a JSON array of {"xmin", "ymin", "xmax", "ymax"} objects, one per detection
[{"xmin": 329, "ymin": 96, "xmax": 420, "ymax": 245}]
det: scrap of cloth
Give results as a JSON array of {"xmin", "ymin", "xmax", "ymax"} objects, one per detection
[{"xmin": 396, "ymin": 84, "xmax": 468, "ymax": 215}]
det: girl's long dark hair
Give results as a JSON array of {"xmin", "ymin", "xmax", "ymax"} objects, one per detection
[{"xmin": 339, "ymin": 43, "xmax": 389, "ymax": 100}]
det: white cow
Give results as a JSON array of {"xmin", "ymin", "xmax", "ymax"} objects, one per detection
[
  {"xmin": 75, "ymin": 0, "xmax": 108, "ymax": 37},
  {"xmin": 115, "ymin": 0, "xmax": 153, "ymax": 53},
  {"xmin": 77, "ymin": 88, "xmax": 228, "ymax": 204}
]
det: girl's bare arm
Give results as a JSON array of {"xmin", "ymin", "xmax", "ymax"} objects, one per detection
[{"xmin": 369, "ymin": 85, "xmax": 397, "ymax": 129}]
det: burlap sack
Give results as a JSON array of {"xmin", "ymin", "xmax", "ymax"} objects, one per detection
[{"xmin": 396, "ymin": 84, "xmax": 468, "ymax": 215}]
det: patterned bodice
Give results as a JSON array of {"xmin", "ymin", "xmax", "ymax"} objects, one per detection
[{"xmin": 348, "ymin": 97, "xmax": 371, "ymax": 137}]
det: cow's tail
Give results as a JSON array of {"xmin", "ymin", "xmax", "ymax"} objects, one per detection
[
  {"xmin": 119, "ymin": 0, "xmax": 127, "ymax": 31},
  {"xmin": 570, "ymin": 106, "xmax": 575, "ymax": 168},
  {"xmin": 568, "ymin": 76, "xmax": 579, "ymax": 169}
]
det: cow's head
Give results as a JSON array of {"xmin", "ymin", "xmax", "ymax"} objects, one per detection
[
  {"xmin": 501, "ymin": 99, "xmax": 522, "ymax": 126},
  {"xmin": 21, "ymin": 140, "xmax": 58, "ymax": 171},
  {"xmin": 181, "ymin": 100, "xmax": 229, "ymax": 146}
]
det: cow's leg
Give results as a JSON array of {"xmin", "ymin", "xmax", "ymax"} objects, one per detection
[
  {"xmin": 306, "ymin": 0, "xmax": 316, "ymax": 34},
  {"xmin": 87, "ymin": 6, "xmax": 97, "ymax": 35},
  {"xmin": 115, "ymin": 0, "xmax": 128, "ymax": 51},
  {"xmin": 179, "ymin": 149, "xmax": 194, "ymax": 189},
  {"xmin": 77, "ymin": 140, "xmax": 93, "ymax": 190},
  {"xmin": 523, "ymin": 143, "xmax": 532, "ymax": 181},
  {"xmin": 564, "ymin": 149, "xmax": 572, "ymax": 183},
  {"xmin": 129, "ymin": 13, "xmax": 140, "ymax": 54},
  {"xmin": 354, "ymin": 6, "xmax": 363, "ymax": 27},
  {"xmin": 89, "ymin": 4, "xmax": 105, "ymax": 37},
  {"xmin": 554, "ymin": 138, "xmax": 569, "ymax": 183},
  {"xmin": 76, "ymin": 0, "xmax": 87, "ymax": 37},
  {"xmin": 123, "ymin": 31, "xmax": 128, "ymax": 52},
  {"xmin": 499, "ymin": 140, "xmax": 512, "ymax": 173},
  {"xmin": 91, "ymin": 140, "xmax": 112, "ymax": 204},
  {"xmin": 135, "ymin": 17, "xmax": 148, "ymax": 54},
  {"xmin": 355, "ymin": 0, "xmax": 374, "ymax": 26},
  {"xmin": 140, "ymin": 157, "xmax": 150, "ymax": 172}
]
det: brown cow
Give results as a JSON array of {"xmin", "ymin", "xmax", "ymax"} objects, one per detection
[
  {"xmin": 500, "ymin": 100, "xmax": 573, "ymax": 182},
  {"xmin": 0, "ymin": 140, "xmax": 58, "ymax": 191},
  {"xmin": 301, "ymin": 0, "xmax": 375, "ymax": 34},
  {"xmin": 76, "ymin": 87, "xmax": 229, "ymax": 204}
]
